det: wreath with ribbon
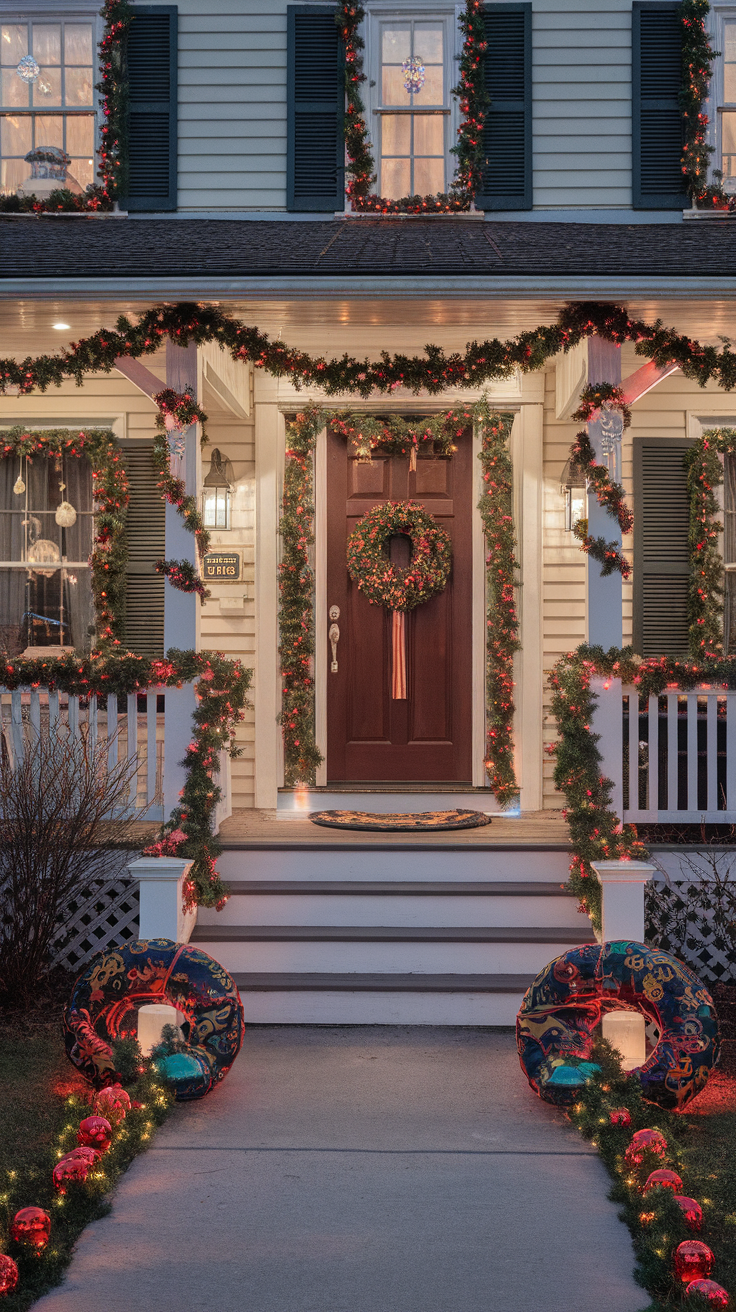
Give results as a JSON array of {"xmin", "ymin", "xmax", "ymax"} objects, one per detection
[{"xmin": 346, "ymin": 501, "xmax": 452, "ymax": 699}]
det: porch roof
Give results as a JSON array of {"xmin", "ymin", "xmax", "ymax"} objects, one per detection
[{"xmin": 2, "ymin": 216, "xmax": 735, "ymax": 281}]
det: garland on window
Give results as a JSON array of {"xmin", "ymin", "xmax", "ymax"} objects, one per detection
[
  {"xmin": 0, "ymin": 426, "xmax": 128, "ymax": 648},
  {"xmin": 0, "ymin": 0, "xmax": 132, "ymax": 215},
  {"xmin": 679, "ymin": 0, "xmax": 736, "ymax": 211},
  {"xmin": 278, "ymin": 399, "xmax": 521, "ymax": 803},
  {"xmin": 338, "ymin": 0, "xmax": 488, "ymax": 214},
  {"xmin": 685, "ymin": 426, "xmax": 736, "ymax": 655},
  {"xmin": 0, "ymin": 647, "xmax": 251, "ymax": 908},
  {"xmin": 567, "ymin": 385, "xmax": 635, "ymax": 580},
  {"xmin": 7, "ymin": 300, "xmax": 736, "ymax": 402}
]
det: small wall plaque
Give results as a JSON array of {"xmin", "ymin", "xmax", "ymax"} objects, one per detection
[{"xmin": 202, "ymin": 550, "xmax": 241, "ymax": 581}]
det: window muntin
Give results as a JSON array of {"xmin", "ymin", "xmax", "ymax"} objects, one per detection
[
  {"xmin": 372, "ymin": 11, "xmax": 455, "ymax": 201},
  {"xmin": 0, "ymin": 19, "xmax": 96, "ymax": 197},
  {"xmin": 0, "ymin": 453, "xmax": 94, "ymax": 655}
]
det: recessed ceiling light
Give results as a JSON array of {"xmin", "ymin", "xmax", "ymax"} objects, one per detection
[{"xmin": 53, "ymin": 322, "xmax": 71, "ymax": 330}]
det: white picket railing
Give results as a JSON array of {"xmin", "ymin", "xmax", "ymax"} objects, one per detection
[
  {"xmin": 592, "ymin": 676, "xmax": 736, "ymax": 823},
  {"xmin": 0, "ymin": 685, "xmax": 165, "ymax": 820}
]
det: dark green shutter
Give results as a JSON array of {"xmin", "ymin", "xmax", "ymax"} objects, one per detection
[
  {"xmin": 122, "ymin": 444, "xmax": 165, "ymax": 658},
  {"xmin": 287, "ymin": 4, "xmax": 344, "ymax": 212},
  {"xmin": 633, "ymin": 438, "xmax": 692, "ymax": 657},
  {"xmin": 632, "ymin": 2, "xmax": 686, "ymax": 209},
  {"xmin": 125, "ymin": 5, "xmax": 178, "ymax": 212},
  {"xmin": 476, "ymin": 4, "xmax": 532, "ymax": 211}
]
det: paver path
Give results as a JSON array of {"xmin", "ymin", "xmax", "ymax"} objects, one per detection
[{"xmin": 36, "ymin": 1028, "xmax": 645, "ymax": 1312}]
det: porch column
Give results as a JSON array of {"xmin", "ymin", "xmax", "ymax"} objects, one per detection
[
  {"xmin": 163, "ymin": 341, "xmax": 198, "ymax": 819},
  {"xmin": 586, "ymin": 337, "xmax": 623, "ymax": 649},
  {"xmin": 254, "ymin": 378, "xmax": 283, "ymax": 808}
]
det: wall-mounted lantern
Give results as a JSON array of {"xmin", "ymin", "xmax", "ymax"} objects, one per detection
[
  {"xmin": 560, "ymin": 456, "xmax": 587, "ymax": 533},
  {"xmin": 202, "ymin": 448, "xmax": 234, "ymax": 530}
]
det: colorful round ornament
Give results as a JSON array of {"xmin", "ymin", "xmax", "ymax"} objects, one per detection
[
  {"xmin": 675, "ymin": 1241, "xmax": 716, "ymax": 1284},
  {"xmin": 10, "ymin": 1207, "xmax": 51, "ymax": 1251},
  {"xmin": 0, "ymin": 1254, "xmax": 19, "ymax": 1296},
  {"xmin": 77, "ymin": 1115, "xmax": 113, "ymax": 1153},
  {"xmin": 52, "ymin": 1154, "xmax": 91, "ymax": 1194},
  {"xmin": 643, "ymin": 1168, "xmax": 683, "ymax": 1195},
  {"xmin": 95, "ymin": 1085, "xmax": 131, "ymax": 1124},
  {"xmin": 625, "ymin": 1129, "xmax": 668, "ymax": 1165},
  {"xmin": 675, "ymin": 1197, "xmax": 704, "ymax": 1232},
  {"xmin": 609, "ymin": 1108, "xmax": 632, "ymax": 1127},
  {"xmin": 346, "ymin": 500, "xmax": 452, "ymax": 613},
  {"xmin": 685, "ymin": 1279, "xmax": 730, "ymax": 1307}
]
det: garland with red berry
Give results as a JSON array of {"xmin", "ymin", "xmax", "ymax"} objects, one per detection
[
  {"xmin": 0, "ymin": 0, "xmax": 131, "ymax": 215},
  {"xmin": 568, "ymin": 384, "xmax": 635, "ymax": 580},
  {"xmin": 0, "ymin": 426, "xmax": 128, "ymax": 648},
  {"xmin": 685, "ymin": 427, "xmax": 736, "ymax": 656},
  {"xmin": 346, "ymin": 501, "xmax": 452, "ymax": 610},
  {"xmin": 679, "ymin": 0, "xmax": 736, "ymax": 211},
  {"xmin": 151, "ymin": 388, "xmax": 211, "ymax": 600},
  {"xmin": 155, "ymin": 559, "xmax": 209, "ymax": 599},
  {"xmin": 338, "ymin": 0, "xmax": 488, "ymax": 214}
]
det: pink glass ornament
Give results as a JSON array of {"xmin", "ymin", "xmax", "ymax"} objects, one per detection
[
  {"xmin": 624, "ymin": 1129, "xmax": 668, "ymax": 1166},
  {"xmin": 0, "ymin": 1254, "xmax": 19, "ymax": 1296},
  {"xmin": 64, "ymin": 1146, "xmax": 100, "ymax": 1166},
  {"xmin": 53, "ymin": 1154, "xmax": 91, "ymax": 1193},
  {"xmin": 674, "ymin": 1240, "xmax": 715, "ymax": 1284},
  {"xmin": 77, "ymin": 1115, "xmax": 113, "ymax": 1153},
  {"xmin": 95, "ymin": 1085, "xmax": 130, "ymax": 1125},
  {"xmin": 674, "ymin": 1196, "xmax": 704, "ymax": 1232},
  {"xmin": 10, "ymin": 1206, "xmax": 51, "ymax": 1250},
  {"xmin": 609, "ymin": 1108, "xmax": 632, "ymax": 1127},
  {"xmin": 685, "ymin": 1280, "xmax": 730, "ymax": 1308},
  {"xmin": 643, "ymin": 1169, "xmax": 683, "ymax": 1195}
]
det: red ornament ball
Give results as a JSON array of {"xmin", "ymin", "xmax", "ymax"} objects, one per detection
[
  {"xmin": 10, "ymin": 1206, "xmax": 51, "ymax": 1251},
  {"xmin": 675, "ymin": 1240, "xmax": 716, "ymax": 1284},
  {"xmin": 53, "ymin": 1153, "xmax": 91, "ymax": 1194},
  {"xmin": 95, "ymin": 1085, "xmax": 130, "ymax": 1125},
  {"xmin": 643, "ymin": 1169, "xmax": 683, "ymax": 1195},
  {"xmin": 674, "ymin": 1196, "xmax": 704, "ymax": 1232},
  {"xmin": 0, "ymin": 1254, "xmax": 19, "ymax": 1296},
  {"xmin": 685, "ymin": 1279, "xmax": 730, "ymax": 1308},
  {"xmin": 65, "ymin": 1145, "xmax": 100, "ymax": 1165},
  {"xmin": 609, "ymin": 1108, "xmax": 632, "ymax": 1127},
  {"xmin": 624, "ymin": 1128, "xmax": 667, "ymax": 1166},
  {"xmin": 77, "ymin": 1115, "xmax": 113, "ymax": 1152}
]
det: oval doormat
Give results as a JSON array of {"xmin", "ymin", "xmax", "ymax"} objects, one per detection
[{"xmin": 309, "ymin": 809, "xmax": 493, "ymax": 832}]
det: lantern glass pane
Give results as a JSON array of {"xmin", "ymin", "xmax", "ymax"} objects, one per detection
[{"xmin": 203, "ymin": 487, "xmax": 231, "ymax": 530}]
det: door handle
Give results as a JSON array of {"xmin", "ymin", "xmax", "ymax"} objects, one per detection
[{"xmin": 329, "ymin": 622, "xmax": 340, "ymax": 673}]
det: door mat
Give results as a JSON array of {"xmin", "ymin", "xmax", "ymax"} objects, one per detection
[{"xmin": 309, "ymin": 809, "xmax": 493, "ymax": 832}]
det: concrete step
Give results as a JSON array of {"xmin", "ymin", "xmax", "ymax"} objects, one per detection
[{"xmin": 234, "ymin": 973, "xmax": 534, "ymax": 1025}]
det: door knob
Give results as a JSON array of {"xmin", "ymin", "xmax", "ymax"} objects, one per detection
[{"xmin": 328, "ymin": 622, "xmax": 340, "ymax": 673}]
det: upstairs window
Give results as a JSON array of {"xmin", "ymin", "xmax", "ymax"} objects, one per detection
[
  {"xmin": 713, "ymin": 11, "xmax": 736, "ymax": 195},
  {"xmin": 373, "ymin": 16, "xmax": 453, "ymax": 200},
  {"xmin": 0, "ymin": 18, "xmax": 96, "ymax": 199}
]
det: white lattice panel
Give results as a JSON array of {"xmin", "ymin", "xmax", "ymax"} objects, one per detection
[
  {"xmin": 646, "ymin": 881, "xmax": 736, "ymax": 986},
  {"xmin": 51, "ymin": 877, "xmax": 140, "ymax": 973}
]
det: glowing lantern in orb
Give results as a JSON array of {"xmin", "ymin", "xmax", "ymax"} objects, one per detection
[
  {"xmin": 10, "ymin": 1206, "xmax": 51, "ymax": 1250},
  {"xmin": 77, "ymin": 1115, "xmax": 113, "ymax": 1153},
  {"xmin": 674, "ymin": 1196, "xmax": 704, "ymax": 1232},
  {"xmin": 643, "ymin": 1168, "xmax": 683, "ymax": 1195},
  {"xmin": 684, "ymin": 1279, "xmax": 730, "ymax": 1308},
  {"xmin": 0, "ymin": 1254, "xmax": 19, "ymax": 1296},
  {"xmin": 674, "ymin": 1240, "xmax": 715, "ymax": 1284}
]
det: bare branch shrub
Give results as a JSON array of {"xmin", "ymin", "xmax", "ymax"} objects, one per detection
[{"xmin": 0, "ymin": 730, "xmax": 143, "ymax": 1006}]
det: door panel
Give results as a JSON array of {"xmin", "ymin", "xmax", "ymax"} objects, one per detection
[{"xmin": 326, "ymin": 427, "xmax": 473, "ymax": 781}]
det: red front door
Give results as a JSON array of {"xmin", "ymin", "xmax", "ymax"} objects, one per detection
[{"xmin": 326, "ymin": 428, "xmax": 473, "ymax": 782}]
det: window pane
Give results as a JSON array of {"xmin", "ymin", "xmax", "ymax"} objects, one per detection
[
  {"xmin": 413, "ymin": 24, "xmax": 443, "ymax": 63},
  {"xmin": 66, "ymin": 114, "xmax": 94, "ymax": 156},
  {"xmin": 65, "ymin": 67, "xmax": 93, "ymax": 106},
  {"xmin": 69, "ymin": 157, "xmax": 93, "ymax": 189},
  {"xmin": 65, "ymin": 24, "xmax": 93, "ymax": 65},
  {"xmin": 34, "ymin": 114, "xmax": 64, "ymax": 148},
  {"xmin": 0, "ymin": 113, "xmax": 31, "ymax": 154},
  {"xmin": 722, "ymin": 111, "xmax": 736, "ymax": 186},
  {"xmin": 1, "ymin": 68, "xmax": 29, "ymax": 108},
  {"xmin": 382, "ymin": 113, "xmax": 411, "ymax": 155},
  {"xmin": 413, "ymin": 155, "xmax": 445, "ymax": 195},
  {"xmin": 382, "ymin": 156, "xmax": 410, "ymax": 198},
  {"xmin": 33, "ymin": 25, "xmax": 61, "ymax": 65},
  {"xmin": 382, "ymin": 65, "xmax": 408, "ymax": 104},
  {"xmin": 382, "ymin": 25, "xmax": 410, "ymax": 62},
  {"xmin": 1, "ymin": 158, "xmax": 27, "ymax": 193},
  {"xmin": 413, "ymin": 113, "xmax": 444, "ymax": 155},
  {"xmin": 1, "ymin": 25, "xmax": 27, "ymax": 65},
  {"xmin": 33, "ymin": 68, "xmax": 61, "ymax": 106},
  {"xmin": 411, "ymin": 64, "xmax": 444, "ymax": 103}
]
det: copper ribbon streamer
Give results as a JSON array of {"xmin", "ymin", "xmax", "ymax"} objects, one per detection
[{"xmin": 391, "ymin": 610, "xmax": 407, "ymax": 699}]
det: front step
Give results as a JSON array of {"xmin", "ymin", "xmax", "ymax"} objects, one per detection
[{"xmin": 201, "ymin": 808, "xmax": 582, "ymax": 1024}]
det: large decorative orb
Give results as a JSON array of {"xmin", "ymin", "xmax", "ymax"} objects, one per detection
[
  {"xmin": 674, "ymin": 1240, "xmax": 715, "ymax": 1284},
  {"xmin": 10, "ymin": 1206, "xmax": 51, "ymax": 1250},
  {"xmin": 609, "ymin": 1108, "xmax": 632, "ymax": 1127},
  {"xmin": 53, "ymin": 1153, "xmax": 91, "ymax": 1193},
  {"xmin": 64, "ymin": 1145, "xmax": 100, "ymax": 1165},
  {"xmin": 0, "ymin": 1254, "xmax": 19, "ymax": 1296},
  {"xmin": 77, "ymin": 1115, "xmax": 112, "ymax": 1152},
  {"xmin": 624, "ymin": 1128, "xmax": 668, "ymax": 1166},
  {"xmin": 16, "ymin": 55, "xmax": 39, "ymax": 83},
  {"xmin": 685, "ymin": 1279, "xmax": 730, "ymax": 1307},
  {"xmin": 54, "ymin": 501, "xmax": 77, "ymax": 528},
  {"xmin": 674, "ymin": 1197, "xmax": 704, "ymax": 1232},
  {"xmin": 95, "ymin": 1085, "xmax": 130, "ymax": 1124},
  {"xmin": 643, "ymin": 1168, "xmax": 683, "ymax": 1195}
]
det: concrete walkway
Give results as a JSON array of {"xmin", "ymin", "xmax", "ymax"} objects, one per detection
[{"xmin": 37, "ymin": 1028, "xmax": 645, "ymax": 1312}]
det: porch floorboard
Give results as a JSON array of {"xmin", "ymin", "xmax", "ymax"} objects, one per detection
[{"xmin": 217, "ymin": 808, "xmax": 570, "ymax": 849}]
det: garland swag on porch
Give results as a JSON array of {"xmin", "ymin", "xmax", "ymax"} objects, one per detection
[
  {"xmin": 568, "ymin": 384, "xmax": 635, "ymax": 580},
  {"xmin": 685, "ymin": 427, "xmax": 736, "ymax": 656}
]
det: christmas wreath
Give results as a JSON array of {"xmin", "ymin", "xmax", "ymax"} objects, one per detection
[{"xmin": 346, "ymin": 501, "xmax": 452, "ymax": 612}]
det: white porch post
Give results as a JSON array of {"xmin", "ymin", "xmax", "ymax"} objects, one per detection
[
  {"xmin": 129, "ymin": 856, "xmax": 197, "ymax": 942},
  {"xmin": 586, "ymin": 338, "xmax": 623, "ymax": 649},
  {"xmin": 254, "ymin": 381, "xmax": 283, "ymax": 808},
  {"xmin": 592, "ymin": 860, "xmax": 656, "ymax": 942},
  {"xmin": 590, "ymin": 675, "xmax": 624, "ymax": 820},
  {"xmin": 163, "ymin": 341, "xmax": 199, "ymax": 820}
]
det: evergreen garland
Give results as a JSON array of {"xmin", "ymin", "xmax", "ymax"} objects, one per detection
[
  {"xmin": 0, "ymin": 0, "xmax": 131, "ymax": 215},
  {"xmin": 155, "ymin": 559, "xmax": 209, "ymax": 599},
  {"xmin": 151, "ymin": 388, "xmax": 211, "ymax": 601},
  {"xmin": 0, "ymin": 426, "xmax": 128, "ymax": 648},
  {"xmin": 475, "ymin": 401, "xmax": 521, "ymax": 805},
  {"xmin": 679, "ymin": 0, "xmax": 736, "ymax": 211},
  {"xmin": 337, "ymin": 0, "xmax": 488, "ymax": 214},
  {"xmin": 0, "ymin": 648, "xmax": 251, "ymax": 908},
  {"xmin": 329, "ymin": 412, "xmax": 458, "ymax": 461},
  {"xmin": 7, "ymin": 300, "xmax": 736, "ymax": 401},
  {"xmin": 684, "ymin": 428, "xmax": 736, "ymax": 656},
  {"xmin": 568, "ymin": 385, "xmax": 635, "ymax": 580}
]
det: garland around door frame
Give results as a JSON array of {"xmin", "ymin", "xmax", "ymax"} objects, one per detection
[
  {"xmin": 278, "ymin": 400, "xmax": 521, "ymax": 807},
  {"xmin": 685, "ymin": 426, "xmax": 736, "ymax": 655}
]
